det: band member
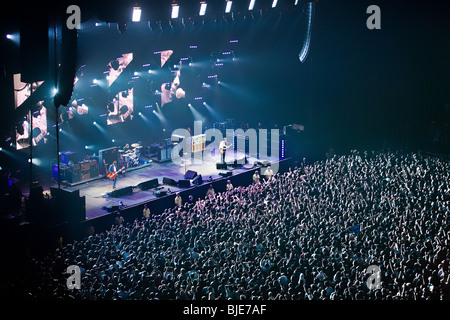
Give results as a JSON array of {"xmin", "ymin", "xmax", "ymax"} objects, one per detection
[
  {"xmin": 109, "ymin": 160, "xmax": 118, "ymax": 190},
  {"xmin": 219, "ymin": 137, "xmax": 230, "ymax": 163}
]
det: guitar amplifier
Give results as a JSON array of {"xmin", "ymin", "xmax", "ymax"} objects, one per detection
[
  {"xmin": 81, "ymin": 171, "xmax": 90, "ymax": 181},
  {"xmin": 80, "ymin": 161, "xmax": 90, "ymax": 171},
  {"xmin": 90, "ymin": 162, "xmax": 99, "ymax": 177},
  {"xmin": 67, "ymin": 167, "xmax": 81, "ymax": 183}
]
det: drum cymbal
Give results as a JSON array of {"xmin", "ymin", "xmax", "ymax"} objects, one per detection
[
  {"xmin": 131, "ymin": 143, "xmax": 140, "ymax": 148},
  {"xmin": 118, "ymin": 149, "xmax": 124, "ymax": 152},
  {"xmin": 135, "ymin": 145, "xmax": 143, "ymax": 149},
  {"xmin": 126, "ymin": 150, "xmax": 133, "ymax": 153}
]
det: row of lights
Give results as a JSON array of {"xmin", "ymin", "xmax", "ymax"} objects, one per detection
[{"xmin": 132, "ymin": 0, "xmax": 295, "ymax": 22}]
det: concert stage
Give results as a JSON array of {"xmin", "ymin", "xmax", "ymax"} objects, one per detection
[{"xmin": 55, "ymin": 149, "xmax": 281, "ymax": 221}]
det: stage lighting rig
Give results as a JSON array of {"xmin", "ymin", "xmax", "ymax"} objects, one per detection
[
  {"xmin": 299, "ymin": 1, "xmax": 316, "ymax": 63},
  {"xmin": 171, "ymin": 2, "xmax": 180, "ymax": 19},
  {"xmin": 199, "ymin": 2, "xmax": 207, "ymax": 16},
  {"xmin": 225, "ymin": 0, "xmax": 232, "ymax": 13},
  {"xmin": 248, "ymin": 0, "xmax": 256, "ymax": 11},
  {"xmin": 132, "ymin": 6, "xmax": 141, "ymax": 22}
]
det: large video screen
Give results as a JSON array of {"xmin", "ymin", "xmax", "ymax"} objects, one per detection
[{"xmin": 13, "ymin": 73, "xmax": 48, "ymax": 150}]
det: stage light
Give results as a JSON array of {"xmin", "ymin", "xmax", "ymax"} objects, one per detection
[
  {"xmin": 138, "ymin": 112, "xmax": 142, "ymax": 116},
  {"xmin": 85, "ymin": 145, "xmax": 88, "ymax": 149},
  {"xmin": 225, "ymin": 1, "xmax": 232, "ymax": 13},
  {"xmin": 53, "ymin": 88, "xmax": 58, "ymax": 95},
  {"xmin": 132, "ymin": 6, "xmax": 142, "ymax": 22},
  {"xmin": 134, "ymin": 71, "xmax": 138, "ymax": 76},
  {"xmin": 199, "ymin": 2, "xmax": 207, "ymax": 16},
  {"xmin": 299, "ymin": 1, "xmax": 314, "ymax": 63},
  {"xmin": 93, "ymin": 79, "xmax": 98, "ymax": 84},
  {"xmin": 0, "ymin": 147, "xmax": 2, "ymax": 151},
  {"xmin": 294, "ymin": 0, "xmax": 299, "ymax": 5},
  {"xmin": 112, "ymin": 139, "xmax": 115, "ymax": 143},
  {"xmin": 248, "ymin": 0, "xmax": 255, "ymax": 10},
  {"xmin": 6, "ymin": 34, "xmax": 12, "ymax": 39},
  {"xmin": 171, "ymin": 4, "xmax": 179, "ymax": 19},
  {"xmin": 93, "ymin": 121, "xmax": 97, "ymax": 125},
  {"xmin": 272, "ymin": 0, "xmax": 278, "ymax": 8}
]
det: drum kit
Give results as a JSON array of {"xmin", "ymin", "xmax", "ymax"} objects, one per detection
[{"xmin": 118, "ymin": 143, "xmax": 143, "ymax": 168}]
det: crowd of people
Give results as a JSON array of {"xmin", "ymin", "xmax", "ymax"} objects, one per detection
[{"xmin": 5, "ymin": 150, "xmax": 450, "ymax": 300}]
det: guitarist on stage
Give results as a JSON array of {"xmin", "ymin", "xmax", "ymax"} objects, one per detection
[
  {"xmin": 108, "ymin": 160, "xmax": 120, "ymax": 190},
  {"xmin": 219, "ymin": 137, "xmax": 231, "ymax": 164}
]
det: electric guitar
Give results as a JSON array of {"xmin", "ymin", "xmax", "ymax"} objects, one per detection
[
  {"xmin": 219, "ymin": 143, "xmax": 232, "ymax": 154},
  {"xmin": 107, "ymin": 167, "xmax": 126, "ymax": 180}
]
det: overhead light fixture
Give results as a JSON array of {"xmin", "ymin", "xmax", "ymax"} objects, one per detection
[
  {"xmin": 248, "ymin": 0, "xmax": 255, "ymax": 10},
  {"xmin": 225, "ymin": 1, "xmax": 232, "ymax": 13},
  {"xmin": 132, "ymin": 6, "xmax": 142, "ymax": 22},
  {"xmin": 199, "ymin": 2, "xmax": 207, "ymax": 16},
  {"xmin": 171, "ymin": 3, "xmax": 180, "ymax": 19}
]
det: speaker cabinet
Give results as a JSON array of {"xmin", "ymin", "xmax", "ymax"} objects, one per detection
[
  {"xmin": 184, "ymin": 170, "xmax": 197, "ymax": 180},
  {"xmin": 137, "ymin": 178, "xmax": 159, "ymax": 191},
  {"xmin": 110, "ymin": 186, "xmax": 133, "ymax": 198},
  {"xmin": 163, "ymin": 177, "xmax": 177, "ymax": 186},
  {"xmin": 193, "ymin": 174, "xmax": 203, "ymax": 185},
  {"xmin": 178, "ymin": 179, "xmax": 190, "ymax": 188},
  {"xmin": 216, "ymin": 162, "xmax": 227, "ymax": 170}
]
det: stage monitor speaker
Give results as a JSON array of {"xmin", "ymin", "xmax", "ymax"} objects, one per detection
[
  {"xmin": 178, "ymin": 179, "xmax": 190, "ymax": 188},
  {"xmin": 110, "ymin": 186, "xmax": 133, "ymax": 198},
  {"xmin": 163, "ymin": 177, "xmax": 177, "ymax": 186},
  {"xmin": 216, "ymin": 162, "xmax": 227, "ymax": 170},
  {"xmin": 219, "ymin": 171, "xmax": 232, "ymax": 177},
  {"xmin": 138, "ymin": 178, "xmax": 159, "ymax": 191},
  {"xmin": 184, "ymin": 170, "xmax": 197, "ymax": 180},
  {"xmin": 106, "ymin": 205, "xmax": 120, "ymax": 212},
  {"xmin": 154, "ymin": 190, "xmax": 167, "ymax": 197},
  {"xmin": 257, "ymin": 160, "xmax": 270, "ymax": 167},
  {"xmin": 192, "ymin": 174, "xmax": 203, "ymax": 185}
]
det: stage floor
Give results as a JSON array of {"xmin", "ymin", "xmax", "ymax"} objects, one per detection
[{"xmin": 54, "ymin": 150, "xmax": 279, "ymax": 221}]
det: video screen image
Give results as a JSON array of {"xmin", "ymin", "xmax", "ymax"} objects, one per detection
[
  {"xmin": 13, "ymin": 73, "xmax": 48, "ymax": 150},
  {"xmin": 107, "ymin": 88, "xmax": 134, "ymax": 125}
]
